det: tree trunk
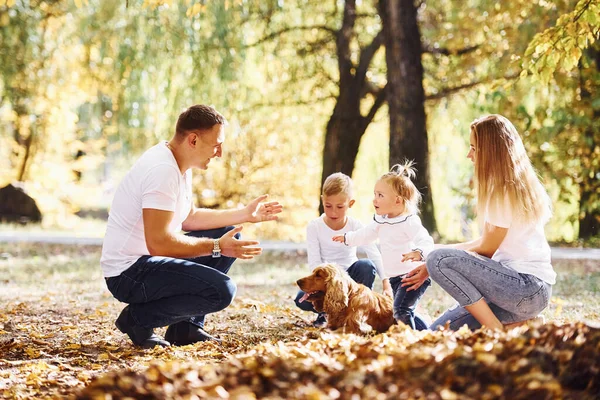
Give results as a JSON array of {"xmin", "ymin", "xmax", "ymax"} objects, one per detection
[
  {"xmin": 321, "ymin": 90, "xmax": 366, "ymax": 195},
  {"xmin": 379, "ymin": 0, "xmax": 436, "ymax": 233},
  {"xmin": 17, "ymin": 129, "xmax": 33, "ymax": 182},
  {"xmin": 578, "ymin": 45, "xmax": 600, "ymax": 239},
  {"xmin": 319, "ymin": 0, "xmax": 386, "ymax": 214}
]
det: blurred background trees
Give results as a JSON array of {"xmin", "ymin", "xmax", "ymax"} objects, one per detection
[{"xmin": 0, "ymin": 0, "xmax": 598, "ymax": 243}]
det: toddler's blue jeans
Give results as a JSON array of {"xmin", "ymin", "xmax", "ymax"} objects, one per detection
[{"xmin": 389, "ymin": 274, "xmax": 431, "ymax": 330}]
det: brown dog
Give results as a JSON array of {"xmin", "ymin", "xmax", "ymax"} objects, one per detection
[{"xmin": 296, "ymin": 263, "xmax": 394, "ymax": 334}]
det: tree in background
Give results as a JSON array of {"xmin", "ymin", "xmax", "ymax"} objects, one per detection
[
  {"xmin": 520, "ymin": 0, "xmax": 600, "ymax": 239},
  {"xmin": 319, "ymin": 0, "xmax": 387, "ymax": 214},
  {"xmin": 0, "ymin": 0, "xmax": 598, "ymax": 242},
  {"xmin": 0, "ymin": 0, "xmax": 106, "ymax": 221},
  {"xmin": 577, "ymin": 45, "xmax": 600, "ymax": 239},
  {"xmin": 379, "ymin": 0, "xmax": 434, "ymax": 232}
]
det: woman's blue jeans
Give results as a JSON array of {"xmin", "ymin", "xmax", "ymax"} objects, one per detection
[
  {"xmin": 294, "ymin": 259, "xmax": 377, "ymax": 313},
  {"xmin": 105, "ymin": 227, "xmax": 239, "ymax": 330},
  {"xmin": 426, "ymin": 248, "xmax": 552, "ymax": 331}
]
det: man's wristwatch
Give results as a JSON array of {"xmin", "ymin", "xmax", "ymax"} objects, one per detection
[{"xmin": 212, "ymin": 239, "xmax": 221, "ymax": 258}]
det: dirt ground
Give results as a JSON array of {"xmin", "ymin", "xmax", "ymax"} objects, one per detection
[{"xmin": 0, "ymin": 243, "xmax": 598, "ymax": 399}]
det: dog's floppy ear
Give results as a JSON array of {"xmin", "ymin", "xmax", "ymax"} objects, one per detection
[{"xmin": 323, "ymin": 265, "xmax": 349, "ymax": 315}]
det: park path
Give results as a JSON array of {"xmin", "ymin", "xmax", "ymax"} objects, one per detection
[{"xmin": 0, "ymin": 232, "xmax": 599, "ymax": 260}]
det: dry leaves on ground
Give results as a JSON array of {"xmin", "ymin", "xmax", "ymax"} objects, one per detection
[
  {"xmin": 77, "ymin": 322, "xmax": 600, "ymax": 400},
  {"xmin": 1, "ymin": 243, "xmax": 599, "ymax": 399}
]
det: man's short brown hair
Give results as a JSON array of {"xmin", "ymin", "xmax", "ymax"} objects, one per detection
[{"xmin": 175, "ymin": 104, "xmax": 226, "ymax": 136}]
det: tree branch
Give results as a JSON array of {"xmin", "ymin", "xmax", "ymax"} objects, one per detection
[
  {"xmin": 363, "ymin": 84, "xmax": 388, "ymax": 126},
  {"xmin": 296, "ymin": 37, "xmax": 336, "ymax": 56},
  {"xmin": 356, "ymin": 12, "xmax": 379, "ymax": 19},
  {"xmin": 422, "ymin": 44, "xmax": 480, "ymax": 56},
  {"xmin": 355, "ymin": 30, "xmax": 384, "ymax": 84},
  {"xmin": 243, "ymin": 25, "xmax": 336, "ymax": 49},
  {"xmin": 425, "ymin": 72, "xmax": 520, "ymax": 101},
  {"xmin": 248, "ymin": 95, "xmax": 337, "ymax": 110},
  {"xmin": 337, "ymin": 0, "xmax": 357, "ymax": 82}
]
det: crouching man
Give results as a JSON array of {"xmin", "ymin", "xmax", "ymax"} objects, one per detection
[{"xmin": 100, "ymin": 104, "xmax": 282, "ymax": 348}]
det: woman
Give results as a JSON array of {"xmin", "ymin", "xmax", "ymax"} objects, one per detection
[{"xmin": 402, "ymin": 114, "xmax": 555, "ymax": 330}]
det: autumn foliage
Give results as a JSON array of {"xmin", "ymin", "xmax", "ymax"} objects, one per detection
[
  {"xmin": 77, "ymin": 323, "xmax": 600, "ymax": 399},
  {"xmin": 1, "ymin": 245, "xmax": 599, "ymax": 399}
]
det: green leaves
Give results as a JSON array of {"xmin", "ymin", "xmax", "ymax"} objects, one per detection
[{"xmin": 521, "ymin": 0, "xmax": 600, "ymax": 84}]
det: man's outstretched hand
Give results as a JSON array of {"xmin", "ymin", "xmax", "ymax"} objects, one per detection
[
  {"xmin": 219, "ymin": 226, "xmax": 262, "ymax": 260},
  {"xmin": 245, "ymin": 194, "xmax": 283, "ymax": 223}
]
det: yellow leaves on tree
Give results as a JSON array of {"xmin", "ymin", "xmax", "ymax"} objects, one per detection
[{"xmin": 522, "ymin": 0, "xmax": 600, "ymax": 84}]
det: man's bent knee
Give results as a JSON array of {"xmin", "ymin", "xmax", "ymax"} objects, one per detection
[{"xmin": 217, "ymin": 277, "xmax": 237, "ymax": 310}]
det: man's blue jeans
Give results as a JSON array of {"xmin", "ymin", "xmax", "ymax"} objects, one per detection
[
  {"xmin": 105, "ymin": 227, "xmax": 239, "ymax": 330},
  {"xmin": 294, "ymin": 259, "xmax": 377, "ymax": 313},
  {"xmin": 426, "ymin": 248, "xmax": 552, "ymax": 331}
]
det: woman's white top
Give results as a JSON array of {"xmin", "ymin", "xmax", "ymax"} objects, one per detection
[{"xmin": 486, "ymin": 201, "xmax": 556, "ymax": 284}]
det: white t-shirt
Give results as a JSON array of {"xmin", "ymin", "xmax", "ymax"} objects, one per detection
[
  {"xmin": 345, "ymin": 214, "xmax": 434, "ymax": 278},
  {"xmin": 100, "ymin": 142, "xmax": 192, "ymax": 277},
  {"xmin": 307, "ymin": 215, "xmax": 386, "ymax": 279},
  {"xmin": 486, "ymin": 200, "xmax": 556, "ymax": 284}
]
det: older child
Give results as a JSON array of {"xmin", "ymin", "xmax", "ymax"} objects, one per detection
[
  {"xmin": 295, "ymin": 172, "xmax": 387, "ymax": 327},
  {"xmin": 404, "ymin": 115, "xmax": 556, "ymax": 330},
  {"xmin": 333, "ymin": 162, "xmax": 434, "ymax": 330}
]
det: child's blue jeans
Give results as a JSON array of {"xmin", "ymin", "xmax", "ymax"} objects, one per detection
[
  {"xmin": 389, "ymin": 274, "xmax": 431, "ymax": 330},
  {"xmin": 105, "ymin": 227, "xmax": 239, "ymax": 330},
  {"xmin": 294, "ymin": 259, "xmax": 377, "ymax": 313},
  {"xmin": 426, "ymin": 248, "xmax": 552, "ymax": 331}
]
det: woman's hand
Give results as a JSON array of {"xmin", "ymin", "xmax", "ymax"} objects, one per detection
[{"xmin": 401, "ymin": 263, "xmax": 429, "ymax": 292}]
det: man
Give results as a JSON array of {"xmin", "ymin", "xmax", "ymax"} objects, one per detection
[{"xmin": 100, "ymin": 104, "xmax": 282, "ymax": 348}]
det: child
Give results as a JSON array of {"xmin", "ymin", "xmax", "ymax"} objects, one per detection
[
  {"xmin": 333, "ymin": 162, "xmax": 434, "ymax": 330},
  {"xmin": 295, "ymin": 172, "xmax": 388, "ymax": 327}
]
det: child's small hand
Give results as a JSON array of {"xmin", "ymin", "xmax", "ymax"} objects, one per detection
[
  {"xmin": 401, "ymin": 250, "xmax": 423, "ymax": 262},
  {"xmin": 382, "ymin": 279, "xmax": 393, "ymax": 298},
  {"xmin": 332, "ymin": 235, "xmax": 345, "ymax": 243}
]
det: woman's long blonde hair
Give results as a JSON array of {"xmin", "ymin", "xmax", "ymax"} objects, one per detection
[{"xmin": 471, "ymin": 114, "xmax": 552, "ymax": 225}]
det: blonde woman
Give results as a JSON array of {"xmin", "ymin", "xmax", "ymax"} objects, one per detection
[{"xmin": 402, "ymin": 115, "xmax": 555, "ymax": 330}]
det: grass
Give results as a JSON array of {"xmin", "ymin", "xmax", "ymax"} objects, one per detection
[{"xmin": 0, "ymin": 243, "xmax": 598, "ymax": 399}]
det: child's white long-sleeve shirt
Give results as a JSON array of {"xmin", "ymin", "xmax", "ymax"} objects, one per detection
[
  {"xmin": 344, "ymin": 213, "xmax": 434, "ymax": 278},
  {"xmin": 306, "ymin": 215, "xmax": 386, "ymax": 279}
]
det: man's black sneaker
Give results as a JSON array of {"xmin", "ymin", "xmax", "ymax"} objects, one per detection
[
  {"xmin": 165, "ymin": 321, "xmax": 222, "ymax": 345},
  {"xmin": 312, "ymin": 313, "xmax": 327, "ymax": 328},
  {"xmin": 115, "ymin": 306, "xmax": 170, "ymax": 349}
]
